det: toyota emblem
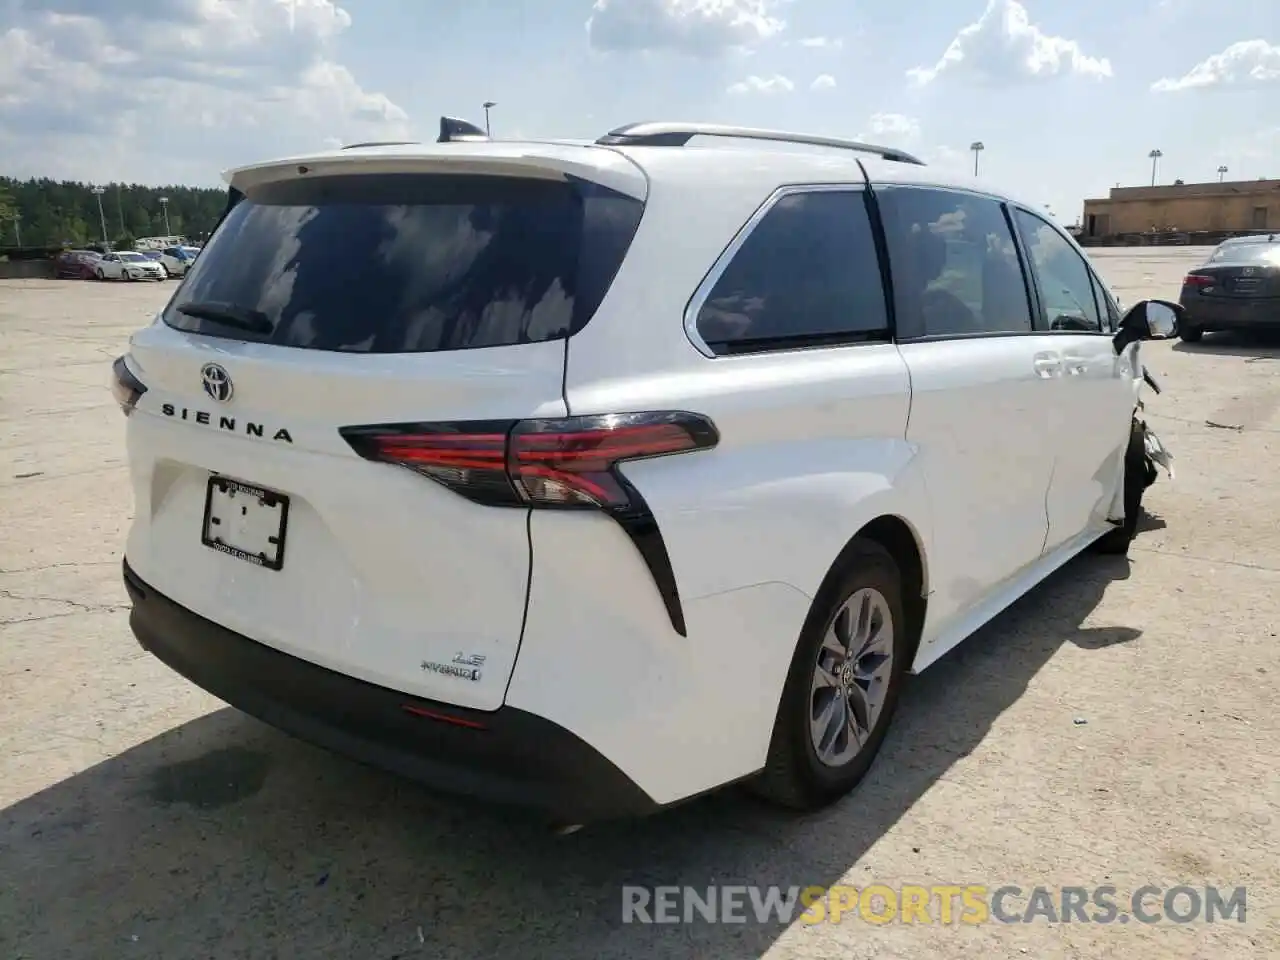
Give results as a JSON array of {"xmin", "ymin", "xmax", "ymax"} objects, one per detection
[{"xmin": 201, "ymin": 362, "xmax": 234, "ymax": 403}]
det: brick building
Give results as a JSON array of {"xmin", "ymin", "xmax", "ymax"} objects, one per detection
[{"xmin": 1081, "ymin": 178, "xmax": 1279, "ymax": 240}]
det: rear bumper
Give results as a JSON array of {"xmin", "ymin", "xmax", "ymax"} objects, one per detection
[
  {"xmin": 1180, "ymin": 297, "xmax": 1280, "ymax": 329},
  {"xmin": 122, "ymin": 559, "xmax": 659, "ymax": 822}
]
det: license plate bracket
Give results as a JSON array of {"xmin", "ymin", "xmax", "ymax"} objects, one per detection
[{"xmin": 201, "ymin": 476, "xmax": 290, "ymax": 570}]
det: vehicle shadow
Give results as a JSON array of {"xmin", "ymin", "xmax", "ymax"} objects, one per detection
[
  {"xmin": 1172, "ymin": 329, "xmax": 1280, "ymax": 358},
  {"xmin": 2, "ymin": 555, "xmax": 1139, "ymax": 960}
]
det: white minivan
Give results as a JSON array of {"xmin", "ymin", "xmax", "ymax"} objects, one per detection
[{"xmin": 113, "ymin": 120, "xmax": 1179, "ymax": 824}]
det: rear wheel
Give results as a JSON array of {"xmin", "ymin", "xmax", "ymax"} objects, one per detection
[
  {"xmin": 95, "ymin": 268, "xmax": 105, "ymax": 281},
  {"xmin": 1179, "ymin": 325, "xmax": 1203, "ymax": 343},
  {"xmin": 751, "ymin": 540, "xmax": 909, "ymax": 810}
]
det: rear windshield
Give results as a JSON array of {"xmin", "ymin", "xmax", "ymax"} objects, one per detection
[
  {"xmin": 1208, "ymin": 241, "xmax": 1280, "ymax": 266},
  {"xmin": 163, "ymin": 173, "xmax": 645, "ymax": 353}
]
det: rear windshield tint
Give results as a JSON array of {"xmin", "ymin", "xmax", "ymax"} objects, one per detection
[
  {"xmin": 163, "ymin": 173, "xmax": 645, "ymax": 353},
  {"xmin": 1208, "ymin": 241, "xmax": 1280, "ymax": 266}
]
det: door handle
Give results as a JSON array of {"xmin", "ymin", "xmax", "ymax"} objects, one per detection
[
  {"xmin": 1032, "ymin": 352, "xmax": 1062, "ymax": 379},
  {"xmin": 1061, "ymin": 354, "xmax": 1088, "ymax": 376}
]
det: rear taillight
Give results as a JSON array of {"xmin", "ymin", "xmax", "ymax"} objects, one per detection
[
  {"xmin": 341, "ymin": 412, "xmax": 718, "ymax": 509},
  {"xmin": 110, "ymin": 355, "xmax": 147, "ymax": 415},
  {"xmin": 509, "ymin": 415, "xmax": 718, "ymax": 508},
  {"xmin": 1183, "ymin": 273, "xmax": 1214, "ymax": 288},
  {"xmin": 343, "ymin": 421, "xmax": 516, "ymax": 506},
  {"xmin": 340, "ymin": 412, "xmax": 720, "ymax": 635}
]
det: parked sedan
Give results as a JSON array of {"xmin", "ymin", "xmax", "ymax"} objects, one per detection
[
  {"xmin": 55, "ymin": 249, "xmax": 102, "ymax": 279},
  {"xmin": 95, "ymin": 251, "xmax": 167, "ymax": 282},
  {"xmin": 1179, "ymin": 234, "xmax": 1280, "ymax": 341},
  {"xmin": 157, "ymin": 245, "xmax": 201, "ymax": 278}
]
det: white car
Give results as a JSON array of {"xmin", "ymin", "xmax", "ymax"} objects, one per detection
[
  {"xmin": 112, "ymin": 121, "xmax": 1178, "ymax": 824},
  {"xmin": 96, "ymin": 251, "xmax": 166, "ymax": 281},
  {"xmin": 157, "ymin": 245, "xmax": 201, "ymax": 278}
]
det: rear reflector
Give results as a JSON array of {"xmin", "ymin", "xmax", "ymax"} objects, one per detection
[
  {"xmin": 340, "ymin": 412, "xmax": 720, "ymax": 635},
  {"xmin": 402, "ymin": 704, "xmax": 488, "ymax": 730},
  {"xmin": 110, "ymin": 355, "xmax": 147, "ymax": 415}
]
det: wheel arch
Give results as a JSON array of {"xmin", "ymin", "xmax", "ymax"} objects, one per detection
[{"xmin": 822, "ymin": 514, "xmax": 929, "ymax": 670}]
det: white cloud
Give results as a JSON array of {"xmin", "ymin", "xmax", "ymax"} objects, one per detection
[
  {"xmin": 0, "ymin": 0, "xmax": 409, "ymax": 183},
  {"xmin": 798, "ymin": 36, "xmax": 843, "ymax": 50},
  {"xmin": 727, "ymin": 73, "xmax": 794, "ymax": 94},
  {"xmin": 925, "ymin": 145, "xmax": 973, "ymax": 174},
  {"xmin": 1152, "ymin": 40, "xmax": 1280, "ymax": 92},
  {"xmin": 863, "ymin": 112, "xmax": 921, "ymax": 143},
  {"xmin": 908, "ymin": 0, "xmax": 1112, "ymax": 86},
  {"xmin": 810, "ymin": 74, "xmax": 836, "ymax": 90},
  {"xmin": 587, "ymin": 0, "xmax": 785, "ymax": 56}
]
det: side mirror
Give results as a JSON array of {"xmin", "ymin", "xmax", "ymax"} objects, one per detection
[{"xmin": 1113, "ymin": 299, "xmax": 1182, "ymax": 354}]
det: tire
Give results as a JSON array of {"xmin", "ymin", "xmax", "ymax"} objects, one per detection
[
  {"xmin": 95, "ymin": 268, "xmax": 105, "ymax": 281},
  {"xmin": 751, "ymin": 540, "xmax": 910, "ymax": 811},
  {"xmin": 1179, "ymin": 325, "xmax": 1203, "ymax": 343},
  {"xmin": 1091, "ymin": 421, "xmax": 1148, "ymax": 556}
]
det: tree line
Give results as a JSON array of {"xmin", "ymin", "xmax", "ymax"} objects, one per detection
[{"xmin": 0, "ymin": 177, "xmax": 226, "ymax": 250}]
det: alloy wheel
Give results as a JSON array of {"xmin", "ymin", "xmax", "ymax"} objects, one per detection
[{"xmin": 808, "ymin": 587, "xmax": 895, "ymax": 767}]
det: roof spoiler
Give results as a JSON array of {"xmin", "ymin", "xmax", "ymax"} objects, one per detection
[{"xmin": 438, "ymin": 116, "xmax": 489, "ymax": 143}]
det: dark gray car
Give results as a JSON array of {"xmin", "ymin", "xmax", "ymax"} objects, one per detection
[{"xmin": 1178, "ymin": 235, "xmax": 1280, "ymax": 341}]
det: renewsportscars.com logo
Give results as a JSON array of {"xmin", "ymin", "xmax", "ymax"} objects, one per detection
[{"xmin": 621, "ymin": 884, "xmax": 1248, "ymax": 926}]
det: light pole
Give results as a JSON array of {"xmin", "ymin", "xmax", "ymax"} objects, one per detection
[
  {"xmin": 970, "ymin": 141, "xmax": 985, "ymax": 176},
  {"xmin": 91, "ymin": 186, "xmax": 108, "ymax": 246},
  {"xmin": 11, "ymin": 213, "xmax": 20, "ymax": 246},
  {"xmin": 1148, "ymin": 149, "xmax": 1163, "ymax": 187},
  {"xmin": 482, "ymin": 100, "xmax": 496, "ymax": 137},
  {"xmin": 1217, "ymin": 164, "xmax": 1228, "ymax": 183},
  {"xmin": 159, "ymin": 196, "xmax": 171, "ymax": 236}
]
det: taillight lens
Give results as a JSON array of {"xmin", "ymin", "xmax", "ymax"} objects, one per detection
[
  {"xmin": 343, "ymin": 421, "xmax": 516, "ymax": 505},
  {"xmin": 340, "ymin": 412, "xmax": 719, "ymax": 509},
  {"xmin": 1183, "ymin": 273, "xmax": 1214, "ymax": 288},
  {"xmin": 339, "ymin": 411, "xmax": 720, "ymax": 636},
  {"xmin": 510, "ymin": 414, "xmax": 718, "ymax": 508},
  {"xmin": 110, "ymin": 355, "xmax": 147, "ymax": 415}
]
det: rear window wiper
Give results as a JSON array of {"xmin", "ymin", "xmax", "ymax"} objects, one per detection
[{"xmin": 176, "ymin": 301, "xmax": 274, "ymax": 334}]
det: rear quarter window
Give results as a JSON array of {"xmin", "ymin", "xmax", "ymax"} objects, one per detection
[
  {"xmin": 164, "ymin": 173, "xmax": 644, "ymax": 354},
  {"xmin": 693, "ymin": 188, "xmax": 889, "ymax": 355}
]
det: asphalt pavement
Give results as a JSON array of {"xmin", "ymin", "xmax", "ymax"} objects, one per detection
[{"xmin": 1, "ymin": 252, "xmax": 1277, "ymax": 959}]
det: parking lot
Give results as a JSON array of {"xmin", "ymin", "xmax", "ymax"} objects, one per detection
[{"xmin": 2, "ymin": 250, "xmax": 1277, "ymax": 958}]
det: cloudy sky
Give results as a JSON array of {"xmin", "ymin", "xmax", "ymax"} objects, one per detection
[{"xmin": 1, "ymin": 0, "xmax": 1275, "ymax": 221}]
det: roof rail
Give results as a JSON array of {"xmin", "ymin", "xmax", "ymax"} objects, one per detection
[
  {"xmin": 438, "ymin": 116, "xmax": 489, "ymax": 143},
  {"xmin": 595, "ymin": 122, "xmax": 925, "ymax": 165},
  {"xmin": 340, "ymin": 140, "xmax": 419, "ymax": 150}
]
